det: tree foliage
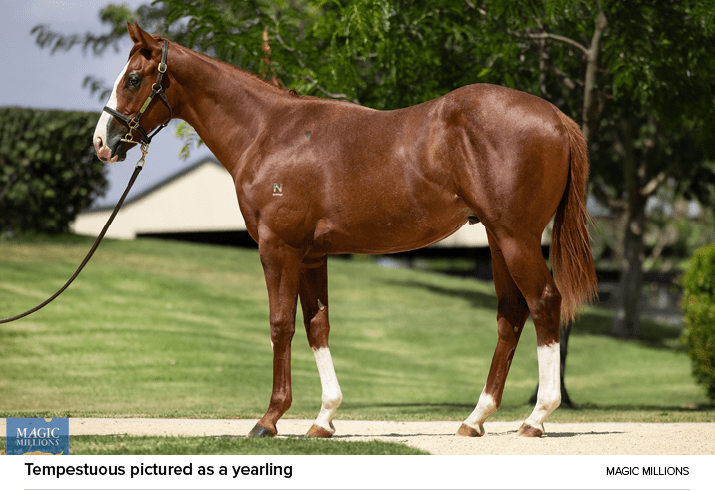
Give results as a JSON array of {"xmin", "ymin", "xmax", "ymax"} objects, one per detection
[
  {"xmin": 681, "ymin": 244, "xmax": 715, "ymax": 401},
  {"xmin": 467, "ymin": 0, "xmax": 715, "ymax": 337},
  {"xmin": 31, "ymin": 0, "xmax": 715, "ymax": 338},
  {"xmin": 0, "ymin": 108, "xmax": 107, "ymax": 235}
]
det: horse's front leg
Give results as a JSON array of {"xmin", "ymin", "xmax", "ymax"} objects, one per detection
[
  {"xmin": 248, "ymin": 235, "xmax": 303, "ymax": 438},
  {"xmin": 298, "ymin": 257, "xmax": 342, "ymax": 438}
]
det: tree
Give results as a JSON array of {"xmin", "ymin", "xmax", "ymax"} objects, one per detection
[
  {"xmin": 0, "ymin": 108, "xmax": 107, "ymax": 235},
  {"xmin": 448, "ymin": 0, "xmax": 715, "ymax": 339},
  {"xmin": 519, "ymin": 0, "xmax": 715, "ymax": 338},
  {"xmin": 34, "ymin": 1, "xmax": 715, "ymax": 390}
]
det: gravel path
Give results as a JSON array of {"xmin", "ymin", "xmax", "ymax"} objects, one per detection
[{"xmin": 14, "ymin": 418, "xmax": 711, "ymax": 455}]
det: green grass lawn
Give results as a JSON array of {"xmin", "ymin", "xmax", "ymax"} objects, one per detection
[
  {"xmin": 0, "ymin": 435, "xmax": 427, "ymax": 455},
  {"xmin": 1, "ymin": 235, "xmax": 712, "ymax": 424}
]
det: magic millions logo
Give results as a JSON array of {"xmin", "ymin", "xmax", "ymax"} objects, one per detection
[{"xmin": 6, "ymin": 418, "xmax": 69, "ymax": 455}]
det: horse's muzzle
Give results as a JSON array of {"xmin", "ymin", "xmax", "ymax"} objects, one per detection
[{"xmin": 94, "ymin": 136, "xmax": 127, "ymax": 163}]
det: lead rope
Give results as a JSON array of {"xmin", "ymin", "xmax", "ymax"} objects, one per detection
[{"xmin": 0, "ymin": 144, "xmax": 149, "ymax": 324}]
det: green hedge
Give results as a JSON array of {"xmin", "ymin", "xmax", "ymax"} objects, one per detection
[
  {"xmin": 681, "ymin": 244, "xmax": 715, "ymax": 401},
  {"xmin": 0, "ymin": 107, "xmax": 107, "ymax": 235}
]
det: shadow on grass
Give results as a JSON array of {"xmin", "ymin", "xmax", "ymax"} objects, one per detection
[
  {"xmin": 572, "ymin": 310, "xmax": 685, "ymax": 351},
  {"xmin": 343, "ymin": 401, "xmax": 475, "ymax": 413},
  {"xmin": 340, "ymin": 401, "xmax": 483, "ymax": 422},
  {"xmin": 388, "ymin": 277, "xmax": 684, "ymax": 352},
  {"xmin": 1, "ymin": 232, "xmax": 97, "ymax": 245},
  {"xmin": 571, "ymin": 402, "xmax": 715, "ymax": 414},
  {"xmin": 383, "ymin": 278, "xmax": 498, "ymax": 311},
  {"xmin": 341, "ymin": 401, "xmax": 715, "ymax": 421}
]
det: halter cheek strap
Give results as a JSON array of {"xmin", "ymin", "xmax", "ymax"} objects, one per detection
[{"xmin": 103, "ymin": 39, "xmax": 173, "ymax": 146}]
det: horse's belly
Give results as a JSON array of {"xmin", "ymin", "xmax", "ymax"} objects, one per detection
[{"xmin": 311, "ymin": 202, "xmax": 471, "ymax": 255}]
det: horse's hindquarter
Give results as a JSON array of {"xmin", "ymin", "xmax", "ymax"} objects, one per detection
[
  {"xmin": 239, "ymin": 84, "xmax": 569, "ymax": 255},
  {"xmin": 447, "ymin": 85, "xmax": 571, "ymax": 236}
]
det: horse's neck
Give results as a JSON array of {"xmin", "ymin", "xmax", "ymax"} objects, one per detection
[{"xmin": 172, "ymin": 47, "xmax": 279, "ymax": 176}]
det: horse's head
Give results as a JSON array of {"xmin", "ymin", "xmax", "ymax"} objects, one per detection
[{"xmin": 94, "ymin": 22, "xmax": 173, "ymax": 163}]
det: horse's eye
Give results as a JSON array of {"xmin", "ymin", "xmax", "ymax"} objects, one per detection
[{"xmin": 126, "ymin": 75, "xmax": 141, "ymax": 88}]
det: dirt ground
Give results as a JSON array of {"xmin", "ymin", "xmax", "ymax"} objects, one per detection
[{"xmin": 11, "ymin": 418, "xmax": 711, "ymax": 455}]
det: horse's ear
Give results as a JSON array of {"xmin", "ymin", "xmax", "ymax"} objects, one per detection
[
  {"xmin": 127, "ymin": 21, "xmax": 161, "ymax": 53},
  {"xmin": 127, "ymin": 21, "xmax": 139, "ymax": 44}
]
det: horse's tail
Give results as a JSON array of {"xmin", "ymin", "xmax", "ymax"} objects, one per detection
[{"xmin": 550, "ymin": 110, "xmax": 598, "ymax": 326}]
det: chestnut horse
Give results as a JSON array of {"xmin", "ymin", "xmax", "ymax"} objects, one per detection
[{"xmin": 94, "ymin": 23, "xmax": 597, "ymax": 438}]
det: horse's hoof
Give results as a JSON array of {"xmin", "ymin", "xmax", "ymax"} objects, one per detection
[
  {"xmin": 248, "ymin": 423, "xmax": 276, "ymax": 438},
  {"xmin": 306, "ymin": 423, "xmax": 335, "ymax": 438},
  {"xmin": 456, "ymin": 423, "xmax": 485, "ymax": 437},
  {"xmin": 517, "ymin": 422, "xmax": 544, "ymax": 437}
]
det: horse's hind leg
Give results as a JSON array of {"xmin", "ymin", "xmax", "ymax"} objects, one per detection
[
  {"xmin": 497, "ymin": 231, "xmax": 562, "ymax": 437},
  {"xmin": 298, "ymin": 257, "xmax": 342, "ymax": 438},
  {"xmin": 459, "ymin": 232, "xmax": 530, "ymax": 437}
]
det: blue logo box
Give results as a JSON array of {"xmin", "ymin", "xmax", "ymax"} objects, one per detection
[{"xmin": 6, "ymin": 418, "xmax": 69, "ymax": 455}]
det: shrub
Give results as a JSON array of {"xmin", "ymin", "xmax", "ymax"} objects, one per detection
[
  {"xmin": 681, "ymin": 244, "xmax": 715, "ymax": 401},
  {"xmin": 0, "ymin": 107, "xmax": 106, "ymax": 236}
]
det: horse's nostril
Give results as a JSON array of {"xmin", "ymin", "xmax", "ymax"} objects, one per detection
[{"xmin": 94, "ymin": 136, "xmax": 112, "ymax": 162}]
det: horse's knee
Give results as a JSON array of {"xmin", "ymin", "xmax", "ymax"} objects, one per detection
[{"xmin": 270, "ymin": 314, "xmax": 296, "ymax": 345}]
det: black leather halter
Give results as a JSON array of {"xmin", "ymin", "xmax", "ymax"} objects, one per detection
[{"xmin": 103, "ymin": 39, "xmax": 173, "ymax": 145}]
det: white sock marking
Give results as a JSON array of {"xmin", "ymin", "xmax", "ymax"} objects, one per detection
[
  {"xmin": 463, "ymin": 389, "xmax": 496, "ymax": 433},
  {"xmin": 524, "ymin": 342, "xmax": 561, "ymax": 431},
  {"xmin": 312, "ymin": 347, "xmax": 342, "ymax": 433}
]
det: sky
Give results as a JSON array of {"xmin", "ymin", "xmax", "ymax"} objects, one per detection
[{"xmin": 0, "ymin": 0, "xmax": 213, "ymax": 207}]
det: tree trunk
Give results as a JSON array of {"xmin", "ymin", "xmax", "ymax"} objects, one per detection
[
  {"xmin": 609, "ymin": 121, "xmax": 647, "ymax": 339},
  {"xmin": 581, "ymin": 11, "xmax": 608, "ymax": 143},
  {"xmin": 609, "ymin": 206, "xmax": 645, "ymax": 338}
]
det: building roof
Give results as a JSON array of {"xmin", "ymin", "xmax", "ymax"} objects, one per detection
[{"xmin": 71, "ymin": 157, "xmax": 245, "ymax": 240}]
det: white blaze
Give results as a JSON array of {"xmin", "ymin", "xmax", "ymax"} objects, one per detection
[{"xmin": 93, "ymin": 63, "xmax": 129, "ymax": 162}]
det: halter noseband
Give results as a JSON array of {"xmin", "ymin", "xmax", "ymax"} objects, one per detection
[{"xmin": 103, "ymin": 39, "xmax": 173, "ymax": 146}]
